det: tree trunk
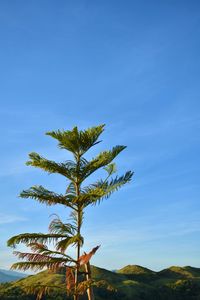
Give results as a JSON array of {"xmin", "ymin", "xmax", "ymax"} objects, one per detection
[
  {"xmin": 74, "ymin": 245, "xmax": 80, "ymax": 300},
  {"xmin": 74, "ymin": 210, "xmax": 81, "ymax": 300},
  {"xmin": 74, "ymin": 176, "xmax": 81, "ymax": 300},
  {"xmin": 85, "ymin": 262, "xmax": 95, "ymax": 300}
]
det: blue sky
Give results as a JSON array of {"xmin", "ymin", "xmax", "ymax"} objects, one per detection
[{"xmin": 0, "ymin": 0, "xmax": 200, "ymax": 272}]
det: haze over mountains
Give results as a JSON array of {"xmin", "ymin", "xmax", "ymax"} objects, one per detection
[{"xmin": 0, "ymin": 269, "xmax": 27, "ymax": 283}]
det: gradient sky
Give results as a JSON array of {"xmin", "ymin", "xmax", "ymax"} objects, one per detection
[{"xmin": 0, "ymin": 0, "xmax": 200, "ymax": 272}]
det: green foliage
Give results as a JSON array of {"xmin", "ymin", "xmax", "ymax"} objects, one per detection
[
  {"xmin": 46, "ymin": 125, "xmax": 105, "ymax": 156},
  {"xmin": 20, "ymin": 186, "xmax": 74, "ymax": 208},
  {"xmin": 26, "ymin": 153, "xmax": 75, "ymax": 179},
  {"xmin": 7, "ymin": 233, "xmax": 71, "ymax": 248},
  {"xmin": 7, "ymin": 124, "xmax": 133, "ymax": 299},
  {"xmin": 104, "ymin": 163, "xmax": 117, "ymax": 176}
]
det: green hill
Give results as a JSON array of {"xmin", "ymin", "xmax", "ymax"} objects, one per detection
[
  {"xmin": 184, "ymin": 266, "xmax": 200, "ymax": 277},
  {"xmin": 157, "ymin": 266, "xmax": 200, "ymax": 283},
  {"xmin": 117, "ymin": 264, "xmax": 152, "ymax": 274},
  {"xmin": 117, "ymin": 264, "xmax": 158, "ymax": 282},
  {"xmin": 1, "ymin": 265, "xmax": 200, "ymax": 299}
]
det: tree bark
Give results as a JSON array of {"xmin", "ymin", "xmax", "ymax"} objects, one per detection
[
  {"xmin": 74, "ymin": 209, "xmax": 81, "ymax": 300},
  {"xmin": 85, "ymin": 262, "xmax": 95, "ymax": 300},
  {"xmin": 74, "ymin": 156, "xmax": 81, "ymax": 300}
]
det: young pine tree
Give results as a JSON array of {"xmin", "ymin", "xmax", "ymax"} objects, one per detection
[{"xmin": 7, "ymin": 125, "xmax": 133, "ymax": 300}]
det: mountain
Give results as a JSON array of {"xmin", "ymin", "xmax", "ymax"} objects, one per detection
[
  {"xmin": 117, "ymin": 264, "xmax": 158, "ymax": 282},
  {"xmin": 0, "ymin": 269, "xmax": 27, "ymax": 283},
  {"xmin": 158, "ymin": 265, "xmax": 200, "ymax": 279},
  {"xmin": 1, "ymin": 265, "xmax": 200, "ymax": 299}
]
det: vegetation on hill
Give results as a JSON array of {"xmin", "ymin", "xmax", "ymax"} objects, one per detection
[
  {"xmin": 1, "ymin": 265, "xmax": 200, "ymax": 300},
  {"xmin": 117, "ymin": 264, "xmax": 158, "ymax": 283}
]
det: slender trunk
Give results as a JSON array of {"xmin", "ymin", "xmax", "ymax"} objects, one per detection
[
  {"xmin": 74, "ymin": 208, "xmax": 81, "ymax": 300},
  {"xmin": 74, "ymin": 154, "xmax": 81, "ymax": 300},
  {"xmin": 85, "ymin": 262, "xmax": 95, "ymax": 300}
]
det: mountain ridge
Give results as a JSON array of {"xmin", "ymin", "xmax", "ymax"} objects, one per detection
[{"xmin": 1, "ymin": 264, "xmax": 200, "ymax": 299}]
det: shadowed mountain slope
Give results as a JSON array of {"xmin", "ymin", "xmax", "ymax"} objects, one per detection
[{"xmin": 1, "ymin": 265, "xmax": 200, "ymax": 299}]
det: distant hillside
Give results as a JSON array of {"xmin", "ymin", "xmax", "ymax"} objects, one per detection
[
  {"xmin": 158, "ymin": 265, "xmax": 200, "ymax": 279},
  {"xmin": 117, "ymin": 264, "xmax": 158, "ymax": 282},
  {"xmin": 1, "ymin": 265, "xmax": 200, "ymax": 299},
  {"xmin": 0, "ymin": 269, "xmax": 27, "ymax": 283}
]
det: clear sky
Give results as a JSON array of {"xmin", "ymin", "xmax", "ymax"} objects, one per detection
[{"xmin": 0, "ymin": 0, "xmax": 200, "ymax": 272}]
